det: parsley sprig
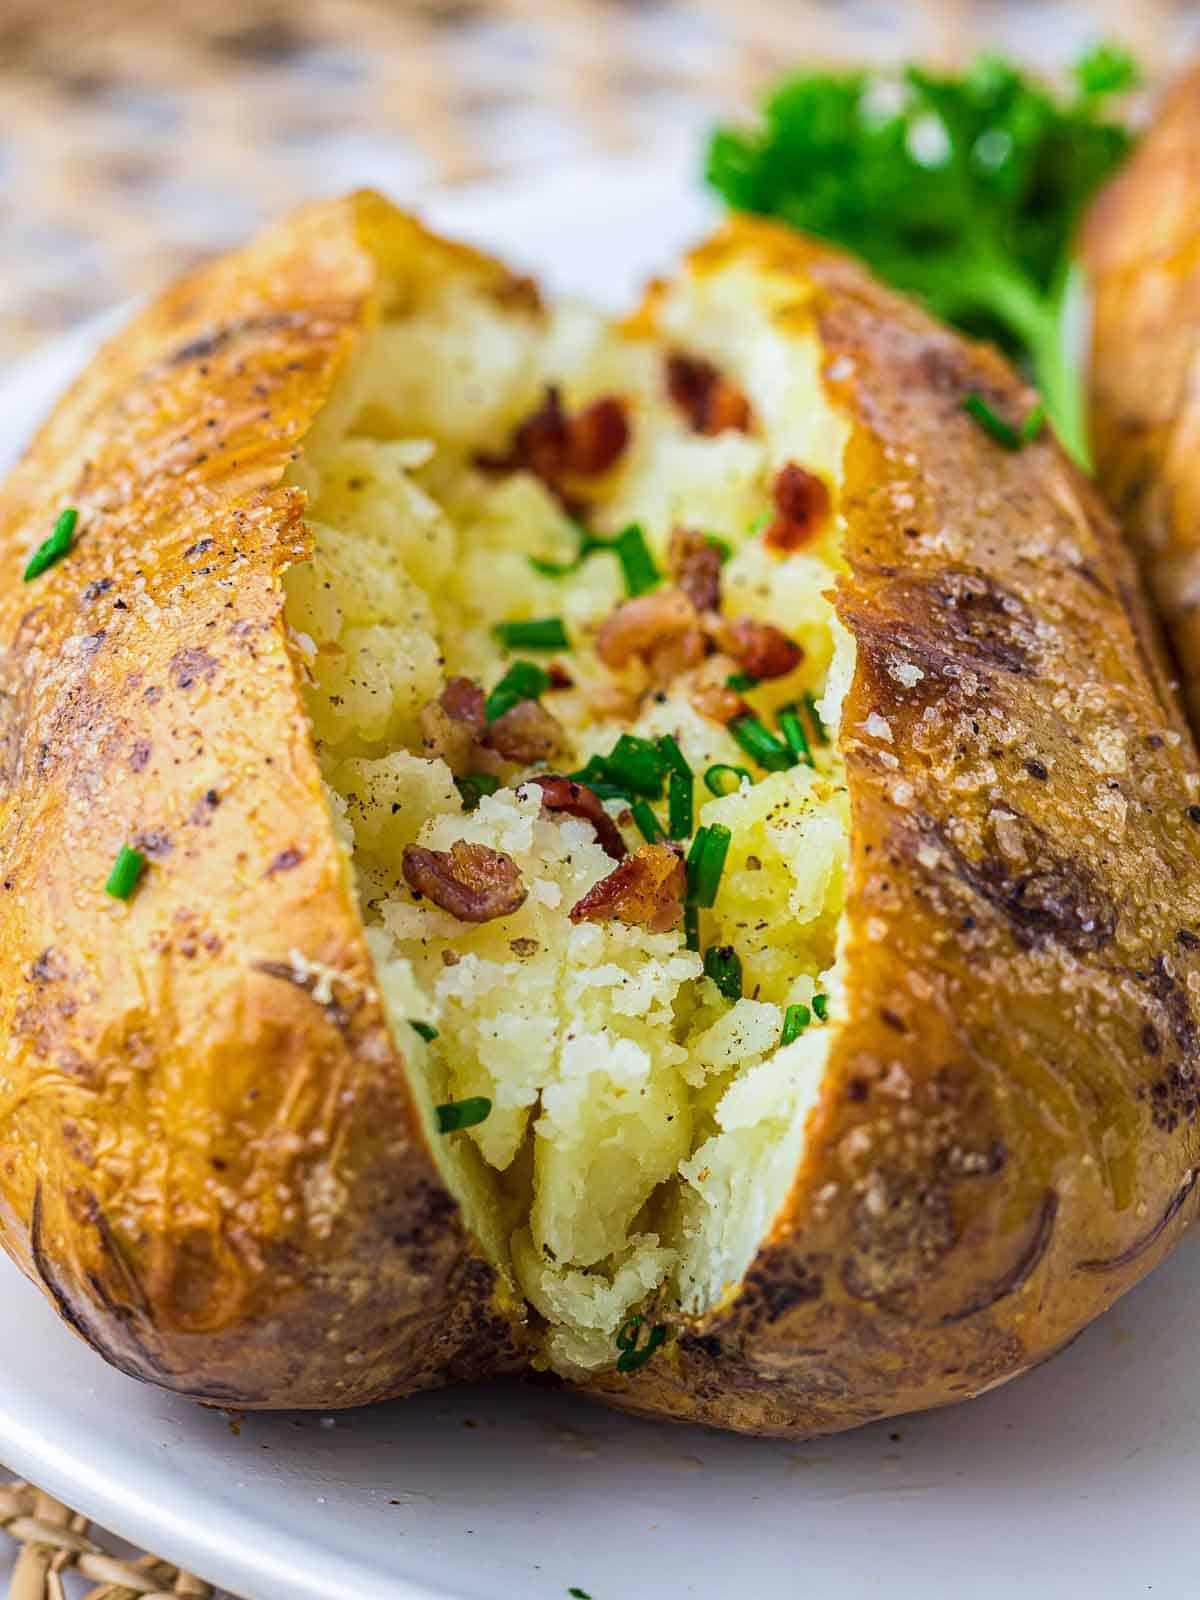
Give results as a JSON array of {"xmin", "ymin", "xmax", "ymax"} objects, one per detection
[{"xmin": 706, "ymin": 45, "xmax": 1138, "ymax": 466}]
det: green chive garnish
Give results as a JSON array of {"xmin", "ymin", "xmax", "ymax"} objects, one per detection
[
  {"xmin": 655, "ymin": 734, "xmax": 690, "ymax": 782},
  {"xmin": 485, "ymin": 660, "xmax": 551, "ymax": 722},
  {"xmin": 493, "ymin": 617, "xmax": 569, "ymax": 651},
  {"xmin": 105, "ymin": 844, "xmax": 146, "ymax": 901},
  {"xmin": 684, "ymin": 903, "xmax": 700, "ymax": 952},
  {"xmin": 591, "ymin": 734, "xmax": 667, "ymax": 798},
  {"xmin": 23, "ymin": 508, "xmax": 78, "ymax": 582},
  {"xmin": 727, "ymin": 671, "xmax": 760, "ymax": 693},
  {"xmin": 686, "ymin": 823, "xmax": 731, "ymax": 909},
  {"xmin": 802, "ymin": 690, "xmax": 828, "ymax": 744},
  {"xmin": 812, "ymin": 992, "xmax": 829, "ymax": 1021},
  {"xmin": 780, "ymin": 1003, "xmax": 811, "ymax": 1046},
  {"xmin": 705, "ymin": 534, "xmax": 732, "ymax": 563},
  {"xmin": 528, "ymin": 521, "xmax": 607, "ymax": 577},
  {"xmin": 631, "ymin": 798, "xmax": 665, "ymax": 844},
  {"xmin": 455, "ymin": 772, "xmax": 501, "ymax": 811},
  {"xmin": 410, "ymin": 1021, "xmax": 438, "ymax": 1042},
  {"xmin": 435, "ymin": 1097, "xmax": 492, "ymax": 1133},
  {"xmin": 729, "ymin": 715, "xmax": 794, "ymax": 772},
  {"xmin": 704, "ymin": 763, "xmax": 752, "ymax": 797},
  {"xmin": 778, "ymin": 704, "xmax": 814, "ymax": 766},
  {"xmin": 703, "ymin": 944, "xmax": 743, "ymax": 1001},
  {"xmin": 568, "ymin": 1590, "xmax": 593, "ymax": 1600},
  {"xmin": 613, "ymin": 523, "xmax": 660, "ymax": 597},
  {"xmin": 668, "ymin": 768, "xmax": 692, "ymax": 839},
  {"xmin": 615, "ymin": 1316, "xmax": 668, "ymax": 1373},
  {"xmin": 963, "ymin": 393, "xmax": 1045, "ymax": 452}
]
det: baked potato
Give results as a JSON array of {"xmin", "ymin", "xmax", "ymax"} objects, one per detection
[
  {"xmin": 2, "ymin": 191, "xmax": 1199, "ymax": 1438},
  {"xmin": 1084, "ymin": 63, "xmax": 1200, "ymax": 730}
]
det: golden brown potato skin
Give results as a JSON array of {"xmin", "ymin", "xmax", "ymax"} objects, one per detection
[
  {"xmin": 1084, "ymin": 66, "xmax": 1200, "ymax": 729},
  {"xmin": 586, "ymin": 221, "xmax": 1200, "ymax": 1435},
  {"xmin": 0, "ymin": 194, "xmax": 528, "ymax": 1406},
  {"xmin": 3, "ymin": 195, "xmax": 1200, "ymax": 1435}
]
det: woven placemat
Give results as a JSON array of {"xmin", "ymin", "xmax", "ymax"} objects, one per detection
[
  {"xmin": 1, "ymin": 0, "xmax": 1197, "ymax": 362},
  {"xmin": 1, "ymin": 1, "xmax": 1197, "ymax": 1595}
]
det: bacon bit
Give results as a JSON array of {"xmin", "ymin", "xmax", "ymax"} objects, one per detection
[
  {"xmin": 478, "ymin": 386, "xmax": 630, "ymax": 498},
  {"xmin": 547, "ymin": 660, "xmax": 574, "ymax": 690},
  {"xmin": 669, "ymin": 528, "xmax": 722, "ymax": 614},
  {"xmin": 716, "ymin": 617, "xmax": 804, "ymax": 680},
  {"xmin": 401, "ymin": 841, "xmax": 527, "ymax": 924},
  {"xmin": 765, "ymin": 462, "xmax": 830, "ymax": 552},
  {"xmin": 485, "ymin": 699, "xmax": 564, "ymax": 764},
  {"xmin": 688, "ymin": 654, "xmax": 750, "ymax": 725},
  {"xmin": 666, "ymin": 353, "xmax": 752, "ymax": 436},
  {"xmin": 569, "ymin": 843, "xmax": 685, "ymax": 933},
  {"xmin": 595, "ymin": 589, "xmax": 699, "ymax": 674},
  {"xmin": 527, "ymin": 775, "xmax": 627, "ymax": 860},
  {"xmin": 419, "ymin": 676, "xmax": 491, "ymax": 775}
]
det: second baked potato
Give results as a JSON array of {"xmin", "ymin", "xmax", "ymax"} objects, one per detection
[{"xmin": 2, "ymin": 193, "xmax": 1199, "ymax": 1436}]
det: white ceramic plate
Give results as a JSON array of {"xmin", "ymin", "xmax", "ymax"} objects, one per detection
[{"xmin": 2, "ymin": 153, "xmax": 1199, "ymax": 1600}]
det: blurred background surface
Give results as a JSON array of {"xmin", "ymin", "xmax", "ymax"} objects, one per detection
[{"xmin": 1, "ymin": 0, "xmax": 1198, "ymax": 365}]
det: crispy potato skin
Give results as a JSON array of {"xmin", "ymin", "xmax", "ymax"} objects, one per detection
[
  {"xmin": 586, "ymin": 221, "xmax": 1200, "ymax": 1436},
  {"xmin": 0, "ymin": 194, "xmax": 529, "ymax": 1405},
  {"xmin": 4, "ymin": 196, "xmax": 1200, "ymax": 1434},
  {"xmin": 1083, "ymin": 67, "xmax": 1200, "ymax": 730}
]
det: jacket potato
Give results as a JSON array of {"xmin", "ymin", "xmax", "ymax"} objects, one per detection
[
  {"xmin": 1084, "ymin": 63, "xmax": 1200, "ymax": 731},
  {"xmin": 2, "ymin": 191, "xmax": 1199, "ymax": 1437}
]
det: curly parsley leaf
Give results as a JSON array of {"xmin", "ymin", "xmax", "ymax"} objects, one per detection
[{"xmin": 705, "ymin": 44, "xmax": 1139, "ymax": 466}]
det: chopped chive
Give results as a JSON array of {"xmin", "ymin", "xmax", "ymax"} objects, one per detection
[
  {"xmin": 780, "ymin": 1003, "xmax": 811, "ymax": 1046},
  {"xmin": 1019, "ymin": 400, "xmax": 1047, "ymax": 443},
  {"xmin": 727, "ymin": 671, "xmax": 760, "ymax": 693},
  {"xmin": 655, "ymin": 734, "xmax": 691, "ymax": 783},
  {"xmin": 704, "ymin": 763, "xmax": 752, "ymax": 797},
  {"xmin": 812, "ymin": 992, "xmax": 829, "ymax": 1021},
  {"xmin": 668, "ymin": 768, "xmax": 692, "ymax": 839},
  {"xmin": 485, "ymin": 659, "xmax": 551, "ymax": 722},
  {"xmin": 104, "ymin": 844, "xmax": 146, "ymax": 901},
  {"xmin": 493, "ymin": 616, "xmax": 569, "ymax": 651},
  {"xmin": 684, "ymin": 902, "xmax": 700, "ymax": 952},
  {"xmin": 528, "ymin": 522, "xmax": 607, "ymax": 577},
  {"xmin": 802, "ymin": 690, "xmax": 828, "ymax": 744},
  {"xmin": 686, "ymin": 823, "xmax": 731, "ymax": 908},
  {"xmin": 613, "ymin": 523, "xmax": 660, "ymax": 597},
  {"xmin": 729, "ymin": 715, "xmax": 795, "ymax": 773},
  {"xmin": 963, "ymin": 393, "xmax": 1045, "ymax": 452},
  {"xmin": 602, "ymin": 734, "xmax": 667, "ymax": 798},
  {"xmin": 777, "ymin": 704, "xmax": 814, "ymax": 767},
  {"xmin": 749, "ymin": 510, "xmax": 772, "ymax": 537},
  {"xmin": 410, "ymin": 1021, "xmax": 438, "ymax": 1042},
  {"xmin": 568, "ymin": 1590, "xmax": 593, "ymax": 1600},
  {"xmin": 615, "ymin": 1316, "xmax": 668, "ymax": 1372},
  {"xmin": 705, "ymin": 533, "xmax": 732, "ymax": 563},
  {"xmin": 631, "ymin": 798, "xmax": 665, "ymax": 844},
  {"xmin": 455, "ymin": 772, "xmax": 501, "ymax": 811},
  {"xmin": 435, "ymin": 1097, "xmax": 491, "ymax": 1133},
  {"xmin": 703, "ymin": 943, "xmax": 743, "ymax": 1002},
  {"xmin": 23, "ymin": 507, "xmax": 78, "ymax": 582}
]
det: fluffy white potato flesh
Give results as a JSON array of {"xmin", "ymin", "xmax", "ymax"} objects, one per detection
[{"xmin": 284, "ymin": 232, "xmax": 853, "ymax": 1374}]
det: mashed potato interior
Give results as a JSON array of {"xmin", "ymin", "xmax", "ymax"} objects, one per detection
[{"xmin": 283, "ymin": 231, "xmax": 853, "ymax": 1373}]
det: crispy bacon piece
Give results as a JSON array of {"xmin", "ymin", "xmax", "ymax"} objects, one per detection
[
  {"xmin": 401, "ymin": 841, "xmax": 526, "ymax": 924},
  {"xmin": 527, "ymin": 775, "xmax": 627, "ymax": 860},
  {"xmin": 594, "ymin": 589, "xmax": 704, "ymax": 685},
  {"xmin": 568, "ymin": 843, "xmax": 685, "ymax": 933},
  {"xmin": 419, "ymin": 676, "xmax": 489, "ymax": 775},
  {"xmin": 479, "ymin": 386, "xmax": 630, "ymax": 496},
  {"xmin": 485, "ymin": 699, "xmax": 564, "ymax": 764},
  {"xmin": 765, "ymin": 462, "xmax": 830, "ymax": 552},
  {"xmin": 669, "ymin": 527, "xmax": 723, "ymax": 614},
  {"xmin": 688, "ymin": 654, "xmax": 750, "ymax": 725},
  {"xmin": 666, "ymin": 353, "xmax": 752, "ymax": 436},
  {"xmin": 716, "ymin": 616, "xmax": 804, "ymax": 680}
]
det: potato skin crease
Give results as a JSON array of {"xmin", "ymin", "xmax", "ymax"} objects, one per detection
[
  {"xmin": 1083, "ymin": 65, "xmax": 1200, "ymax": 733},
  {"xmin": 0, "ymin": 194, "xmax": 528, "ymax": 1406},
  {"xmin": 2, "ymin": 195, "xmax": 1200, "ymax": 1434},
  {"xmin": 586, "ymin": 221, "xmax": 1200, "ymax": 1436}
]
